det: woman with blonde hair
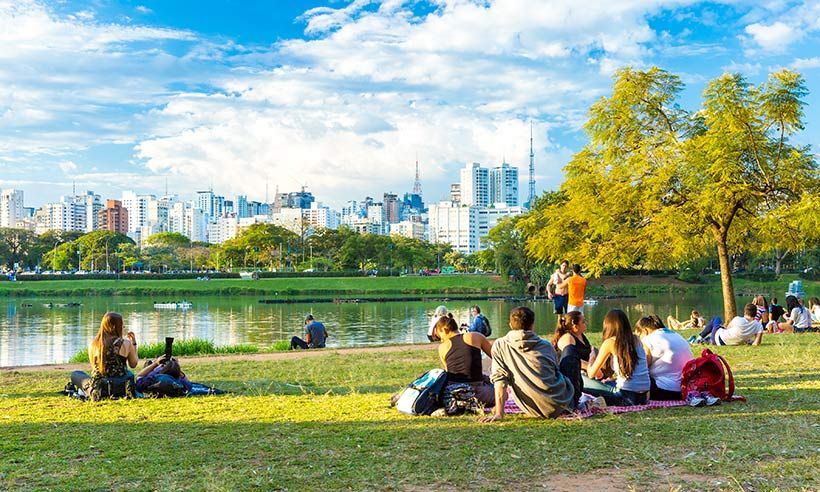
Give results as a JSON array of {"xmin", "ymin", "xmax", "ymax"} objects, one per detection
[{"xmin": 70, "ymin": 312, "xmax": 139, "ymax": 400}]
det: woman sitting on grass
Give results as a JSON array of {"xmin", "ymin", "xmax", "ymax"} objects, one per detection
[
  {"xmin": 767, "ymin": 298, "xmax": 786, "ymax": 333},
  {"xmin": 752, "ymin": 295, "xmax": 770, "ymax": 326},
  {"xmin": 780, "ymin": 295, "xmax": 812, "ymax": 333},
  {"xmin": 552, "ymin": 311, "xmax": 595, "ymax": 372},
  {"xmin": 666, "ymin": 310, "xmax": 705, "ymax": 331},
  {"xmin": 435, "ymin": 315, "xmax": 495, "ymax": 407},
  {"xmin": 70, "ymin": 312, "xmax": 139, "ymax": 400},
  {"xmin": 583, "ymin": 309, "xmax": 651, "ymax": 406},
  {"xmin": 634, "ymin": 316, "xmax": 693, "ymax": 401},
  {"xmin": 809, "ymin": 297, "xmax": 820, "ymax": 325}
]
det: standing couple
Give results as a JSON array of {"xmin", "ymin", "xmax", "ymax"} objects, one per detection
[{"xmin": 547, "ymin": 260, "xmax": 587, "ymax": 314}]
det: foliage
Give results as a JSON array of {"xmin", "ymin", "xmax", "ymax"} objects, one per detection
[
  {"xmin": 69, "ymin": 338, "xmax": 260, "ymax": 363},
  {"xmin": 524, "ymin": 67, "xmax": 819, "ymax": 321},
  {"xmin": 40, "ymin": 231, "xmax": 134, "ymax": 271},
  {"xmin": 219, "ymin": 223, "xmax": 299, "ymax": 270}
]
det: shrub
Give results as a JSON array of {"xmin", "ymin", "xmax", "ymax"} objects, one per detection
[{"xmin": 676, "ymin": 270, "xmax": 701, "ymax": 283}]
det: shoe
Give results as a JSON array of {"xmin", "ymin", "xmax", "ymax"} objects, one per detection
[
  {"xmin": 704, "ymin": 394, "xmax": 721, "ymax": 406},
  {"xmin": 687, "ymin": 336, "xmax": 697, "ymax": 344},
  {"xmin": 588, "ymin": 396, "xmax": 607, "ymax": 410},
  {"xmin": 430, "ymin": 408, "xmax": 447, "ymax": 417},
  {"xmin": 687, "ymin": 394, "xmax": 706, "ymax": 407}
]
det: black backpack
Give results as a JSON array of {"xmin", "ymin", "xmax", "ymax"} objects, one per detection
[
  {"xmin": 88, "ymin": 374, "xmax": 136, "ymax": 401},
  {"xmin": 478, "ymin": 315, "xmax": 492, "ymax": 337}
]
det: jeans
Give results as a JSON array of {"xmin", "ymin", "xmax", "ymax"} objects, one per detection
[
  {"xmin": 71, "ymin": 370, "xmax": 91, "ymax": 391},
  {"xmin": 581, "ymin": 375, "xmax": 649, "ymax": 406},
  {"xmin": 698, "ymin": 316, "xmax": 723, "ymax": 343},
  {"xmin": 558, "ymin": 344, "xmax": 583, "ymax": 408},
  {"xmin": 649, "ymin": 378, "xmax": 683, "ymax": 401},
  {"xmin": 290, "ymin": 336, "xmax": 309, "ymax": 350}
]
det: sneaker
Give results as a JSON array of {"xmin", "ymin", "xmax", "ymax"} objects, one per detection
[
  {"xmin": 687, "ymin": 394, "xmax": 706, "ymax": 407},
  {"xmin": 588, "ymin": 396, "xmax": 607, "ymax": 410},
  {"xmin": 704, "ymin": 395, "xmax": 721, "ymax": 406},
  {"xmin": 687, "ymin": 335, "xmax": 697, "ymax": 344}
]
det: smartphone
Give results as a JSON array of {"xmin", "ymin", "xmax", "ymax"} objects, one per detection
[{"xmin": 164, "ymin": 337, "xmax": 174, "ymax": 360}]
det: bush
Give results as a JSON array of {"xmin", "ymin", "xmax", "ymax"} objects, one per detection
[
  {"xmin": 17, "ymin": 272, "xmax": 241, "ymax": 281},
  {"xmin": 735, "ymin": 272, "xmax": 778, "ymax": 282},
  {"xmin": 69, "ymin": 338, "xmax": 259, "ymax": 363},
  {"xmin": 676, "ymin": 270, "xmax": 702, "ymax": 283}
]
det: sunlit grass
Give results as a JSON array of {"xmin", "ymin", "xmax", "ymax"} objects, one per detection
[{"xmin": 1, "ymin": 334, "xmax": 817, "ymax": 491}]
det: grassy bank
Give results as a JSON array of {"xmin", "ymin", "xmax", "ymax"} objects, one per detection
[
  {"xmin": 67, "ymin": 338, "xmax": 278, "ymax": 363},
  {"xmin": 588, "ymin": 274, "xmax": 819, "ymax": 297},
  {"xmin": 1, "ymin": 333, "xmax": 817, "ymax": 491},
  {"xmin": 0, "ymin": 275, "xmax": 515, "ymax": 299}
]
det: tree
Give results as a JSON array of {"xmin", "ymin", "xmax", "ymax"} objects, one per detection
[
  {"xmin": 525, "ymin": 67, "xmax": 818, "ymax": 322},
  {"xmin": 220, "ymin": 224, "xmax": 298, "ymax": 271},
  {"xmin": 0, "ymin": 228, "xmax": 36, "ymax": 270}
]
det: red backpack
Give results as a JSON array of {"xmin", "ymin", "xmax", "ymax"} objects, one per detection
[{"xmin": 680, "ymin": 348, "xmax": 735, "ymax": 400}]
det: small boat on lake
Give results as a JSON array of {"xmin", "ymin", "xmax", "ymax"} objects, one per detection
[{"xmin": 153, "ymin": 301, "xmax": 193, "ymax": 310}]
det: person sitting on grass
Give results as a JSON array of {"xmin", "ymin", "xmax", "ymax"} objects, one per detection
[
  {"xmin": 583, "ymin": 309, "xmax": 651, "ymax": 406},
  {"xmin": 70, "ymin": 312, "xmax": 139, "ymax": 400},
  {"xmin": 290, "ymin": 314, "xmax": 328, "ymax": 350},
  {"xmin": 552, "ymin": 311, "xmax": 595, "ymax": 373},
  {"xmin": 634, "ymin": 316, "xmax": 693, "ymax": 401},
  {"xmin": 435, "ymin": 316, "xmax": 495, "ymax": 407},
  {"xmin": 701, "ymin": 304, "xmax": 764, "ymax": 345},
  {"xmin": 767, "ymin": 298, "xmax": 786, "ymax": 333},
  {"xmin": 752, "ymin": 295, "xmax": 770, "ymax": 326},
  {"xmin": 780, "ymin": 296, "xmax": 812, "ymax": 333},
  {"xmin": 666, "ymin": 310, "xmax": 705, "ymax": 331},
  {"xmin": 480, "ymin": 306, "xmax": 580, "ymax": 422}
]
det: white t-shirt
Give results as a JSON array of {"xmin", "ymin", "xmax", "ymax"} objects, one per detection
[
  {"xmin": 789, "ymin": 307, "xmax": 812, "ymax": 329},
  {"xmin": 642, "ymin": 328, "xmax": 694, "ymax": 392},
  {"xmin": 716, "ymin": 316, "xmax": 763, "ymax": 345},
  {"xmin": 811, "ymin": 305, "xmax": 820, "ymax": 323}
]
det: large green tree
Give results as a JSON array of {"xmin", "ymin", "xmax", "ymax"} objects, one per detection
[{"xmin": 525, "ymin": 67, "xmax": 818, "ymax": 321}]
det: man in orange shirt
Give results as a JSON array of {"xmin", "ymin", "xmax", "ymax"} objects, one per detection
[{"xmin": 559, "ymin": 264, "xmax": 587, "ymax": 313}]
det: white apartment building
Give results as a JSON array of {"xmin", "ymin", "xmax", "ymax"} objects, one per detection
[
  {"xmin": 272, "ymin": 204, "xmax": 339, "ymax": 236},
  {"xmin": 459, "ymin": 162, "xmax": 490, "ymax": 207},
  {"xmin": 0, "ymin": 189, "xmax": 24, "ymax": 228},
  {"xmin": 168, "ymin": 202, "xmax": 207, "ymax": 243},
  {"xmin": 429, "ymin": 201, "xmax": 478, "ymax": 254},
  {"xmin": 390, "ymin": 220, "xmax": 426, "ymax": 241},
  {"xmin": 208, "ymin": 214, "xmax": 239, "ymax": 244},
  {"xmin": 33, "ymin": 193, "xmax": 99, "ymax": 233},
  {"xmin": 489, "ymin": 162, "xmax": 519, "ymax": 206},
  {"xmin": 121, "ymin": 191, "xmax": 155, "ymax": 238},
  {"xmin": 476, "ymin": 205, "xmax": 524, "ymax": 249},
  {"xmin": 79, "ymin": 192, "xmax": 103, "ymax": 233}
]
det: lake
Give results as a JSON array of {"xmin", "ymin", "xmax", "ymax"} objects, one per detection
[{"xmin": 0, "ymin": 293, "xmax": 732, "ymax": 367}]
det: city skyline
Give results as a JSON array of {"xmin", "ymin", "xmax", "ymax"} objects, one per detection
[{"xmin": 3, "ymin": 1, "xmax": 820, "ymax": 208}]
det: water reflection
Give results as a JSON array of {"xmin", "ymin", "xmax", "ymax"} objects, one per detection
[{"xmin": 0, "ymin": 294, "xmax": 728, "ymax": 367}]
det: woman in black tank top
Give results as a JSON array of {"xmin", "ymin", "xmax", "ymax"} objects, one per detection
[
  {"xmin": 552, "ymin": 312, "xmax": 595, "ymax": 371},
  {"xmin": 434, "ymin": 315, "xmax": 495, "ymax": 406}
]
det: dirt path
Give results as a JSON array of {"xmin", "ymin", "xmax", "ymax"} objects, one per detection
[{"xmin": 1, "ymin": 343, "xmax": 437, "ymax": 373}]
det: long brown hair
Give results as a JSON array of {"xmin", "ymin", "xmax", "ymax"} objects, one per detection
[
  {"xmin": 552, "ymin": 312, "xmax": 583, "ymax": 350},
  {"xmin": 602, "ymin": 309, "xmax": 638, "ymax": 379},
  {"xmin": 90, "ymin": 312, "xmax": 124, "ymax": 374}
]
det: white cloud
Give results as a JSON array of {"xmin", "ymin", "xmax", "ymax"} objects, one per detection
[
  {"xmin": 745, "ymin": 21, "xmax": 800, "ymax": 52},
  {"xmin": 135, "ymin": 5, "xmax": 153, "ymax": 15},
  {"xmin": 741, "ymin": 1, "xmax": 820, "ymax": 54},
  {"xmin": 58, "ymin": 160, "xmax": 78, "ymax": 173},
  {"xmin": 791, "ymin": 56, "xmax": 820, "ymax": 70}
]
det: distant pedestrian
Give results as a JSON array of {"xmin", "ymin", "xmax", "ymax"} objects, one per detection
[
  {"xmin": 464, "ymin": 305, "xmax": 491, "ymax": 337},
  {"xmin": 559, "ymin": 264, "xmax": 587, "ymax": 313},
  {"xmin": 290, "ymin": 314, "xmax": 328, "ymax": 350},
  {"xmin": 547, "ymin": 260, "xmax": 571, "ymax": 314}
]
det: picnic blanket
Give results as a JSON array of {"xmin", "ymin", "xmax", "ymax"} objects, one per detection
[{"xmin": 494, "ymin": 391, "xmax": 745, "ymax": 419}]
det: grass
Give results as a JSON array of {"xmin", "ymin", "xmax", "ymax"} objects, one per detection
[
  {"xmin": 68, "ymin": 338, "xmax": 265, "ymax": 363},
  {"xmin": 1, "ymin": 332, "xmax": 818, "ymax": 491},
  {"xmin": 0, "ymin": 275, "xmax": 515, "ymax": 298}
]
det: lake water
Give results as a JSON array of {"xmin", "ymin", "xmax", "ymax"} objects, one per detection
[{"xmin": 0, "ymin": 294, "xmax": 730, "ymax": 367}]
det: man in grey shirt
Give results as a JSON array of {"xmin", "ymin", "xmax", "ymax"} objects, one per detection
[
  {"xmin": 290, "ymin": 314, "xmax": 328, "ymax": 350},
  {"xmin": 480, "ymin": 306, "xmax": 580, "ymax": 421}
]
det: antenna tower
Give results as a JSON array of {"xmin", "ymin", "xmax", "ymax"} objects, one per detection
[
  {"xmin": 527, "ymin": 121, "xmax": 536, "ymax": 208},
  {"xmin": 412, "ymin": 159, "xmax": 422, "ymax": 195}
]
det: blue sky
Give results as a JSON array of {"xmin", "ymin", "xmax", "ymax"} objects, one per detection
[{"xmin": 2, "ymin": 0, "xmax": 820, "ymax": 208}]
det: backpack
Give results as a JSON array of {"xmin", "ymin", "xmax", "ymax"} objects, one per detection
[
  {"xmin": 478, "ymin": 315, "xmax": 492, "ymax": 337},
  {"xmin": 88, "ymin": 374, "xmax": 136, "ymax": 401},
  {"xmin": 442, "ymin": 382, "xmax": 481, "ymax": 415},
  {"xmin": 680, "ymin": 348, "xmax": 735, "ymax": 401},
  {"xmin": 396, "ymin": 369, "xmax": 448, "ymax": 416}
]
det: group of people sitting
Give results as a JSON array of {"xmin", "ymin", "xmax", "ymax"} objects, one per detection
[
  {"xmin": 667, "ymin": 295, "xmax": 819, "ymax": 346},
  {"xmin": 67, "ymin": 312, "xmax": 209, "ymax": 401},
  {"xmin": 430, "ymin": 304, "xmax": 698, "ymax": 421}
]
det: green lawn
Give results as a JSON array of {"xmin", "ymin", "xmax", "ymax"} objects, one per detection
[
  {"xmin": 1, "ymin": 332, "xmax": 818, "ymax": 491},
  {"xmin": 0, "ymin": 275, "xmax": 515, "ymax": 298}
]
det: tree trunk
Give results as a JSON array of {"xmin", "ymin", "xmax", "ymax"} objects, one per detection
[{"xmin": 715, "ymin": 233, "xmax": 737, "ymax": 323}]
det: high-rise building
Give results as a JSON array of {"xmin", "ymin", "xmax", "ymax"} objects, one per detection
[
  {"xmin": 383, "ymin": 193, "xmax": 400, "ymax": 224},
  {"xmin": 459, "ymin": 162, "xmax": 490, "ymax": 207},
  {"xmin": 79, "ymin": 191, "xmax": 103, "ymax": 232},
  {"xmin": 97, "ymin": 200, "xmax": 129, "ymax": 234},
  {"xmin": 121, "ymin": 191, "xmax": 155, "ymax": 237},
  {"xmin": 169, "ymin": 202, "xmax": 207, "ymax": 242},
  {"xmin": 489, "ymin": 162, "xmax": 519, "ymax": 206},
  {"xmin": 236, "ymin": 195, "xmax": 249, "ymax": 218},
  {"xmin": 449, "ymin": 184, "xmax": 461, "ymax": 203},
  {"xmin": 429, "ymin": 201, "xmax": 478, "ymax": 254},
  {"xmin": 196, "ymin": 190, "xmax": 224, "ymax": 221},
  {"xmin": 0, "ymin": 189, "xmax": 24, "ymax": 228}
]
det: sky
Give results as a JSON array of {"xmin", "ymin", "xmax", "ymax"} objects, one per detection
[{"xmin": 2, "ymin": 0, "xmax": 820, "ymax": 208}]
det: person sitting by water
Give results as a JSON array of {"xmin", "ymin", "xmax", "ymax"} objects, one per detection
[
  {"xmin": 767, "ymin": 298, "xmax": 786, "ymax": 333},
  {"xmin": 479, "ymin": 307, "xmax": 579, "ymax": 422},
  {"xmin": 290, "ymin": 314, "xmax": 328, "ymax": 350},
  {"xmin": 752, "ymin": 295, "xmax": 770, "ymax": 326},
  {"xmin": 70, "ymin": 312, "xmax": 139, "ymax": 400},
  {"xmin": 634, "ymin": 316, "xmax": 693, "ymax": 401},
  {"xmin": 552, "ymin": 311, "xmax": 595, "ymax": 373},
  {"xmin": 666, "ymin": 310, "xmax": 705, "ymax": 331},
  {"xmin": 136, "ymin": 355, "xmax": 193, "ymax": 396},
  {"xmin": 780, "ymin": 296, "xmax": 812, "ymax": 333},
  {"xmin": 462, "ymin": 305, "xmax": 491, "ymax": 337},
  {"xmin": 699, "ymin": 304, "xmax": 764, "ymax": 345},
  {"xmin": 435, "ymin": 316, "xmax": 495, "ymax": 407},
  {"xmin": 583, "ymin": 309, "xmax": 651, "ymax": 406},
  {"xmin": 808, "ymin": 297, "xmax": 820, "ymax": 326},
  {"xmin": 427, "ymin": 305, "xmax": 449, "ymax": 342}
]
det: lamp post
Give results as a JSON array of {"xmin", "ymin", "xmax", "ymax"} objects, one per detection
[
  {"xmin": 105, "ymin": 236, "xmax": 113, "ymax": 273},
  {"xmin": 77, "ymin": 248, "xmax": 81, "ymax": 272}
]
